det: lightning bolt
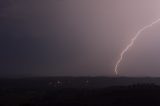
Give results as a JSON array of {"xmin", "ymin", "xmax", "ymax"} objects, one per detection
[{"xmin": 115, "ymin": 18, "xmax": 160, "ymax": 75}]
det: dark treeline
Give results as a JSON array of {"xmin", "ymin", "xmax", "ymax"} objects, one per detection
[{"xmin": 1, "ymin": 77, "xmax": 160, "ymax": 106}]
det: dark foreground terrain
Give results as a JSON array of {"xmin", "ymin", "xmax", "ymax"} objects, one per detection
[{"xmin": 1, "ymin": 77, "xmax": 160, "ymax": 106}]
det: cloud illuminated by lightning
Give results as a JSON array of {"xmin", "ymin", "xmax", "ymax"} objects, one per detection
[{"xmin": 115, "ymin": 18, "xmax": 160, "ymax": 75}]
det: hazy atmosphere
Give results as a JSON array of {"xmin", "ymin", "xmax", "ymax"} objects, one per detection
[{"xmin": 1, "ymin": 0, "xmax": 160, "ymax": 77}]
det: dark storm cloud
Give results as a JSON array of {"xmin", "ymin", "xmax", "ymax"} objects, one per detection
[
  {"xmin": 1, "ymin": 0, "xmax": 160, "ymax": 77},
  {"xmin": 0, "ymin": 0, "xmax": 88, "ymax": 77}
]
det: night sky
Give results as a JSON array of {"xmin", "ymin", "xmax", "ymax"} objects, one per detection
[{"xmin": 1, "ymin": 0, "xmax": 160, "ymax": 77}]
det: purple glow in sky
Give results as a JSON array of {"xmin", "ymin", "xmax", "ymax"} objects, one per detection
[{"xmin": 1, "ymin": 0, "xmax": 160, "ymax": 77}]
